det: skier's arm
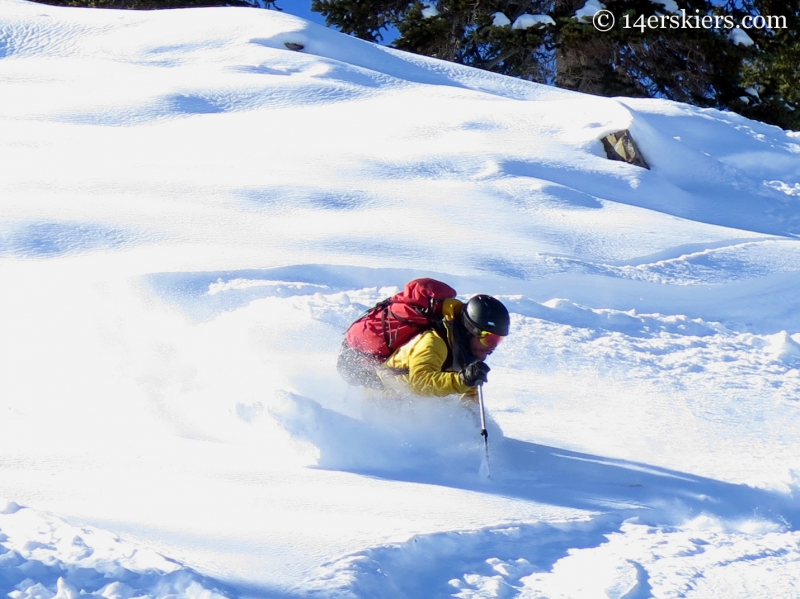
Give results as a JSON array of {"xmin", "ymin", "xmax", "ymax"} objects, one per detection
[{"xmin": 406, "ymin": 333, "xmax": 473, "ymax": 397}]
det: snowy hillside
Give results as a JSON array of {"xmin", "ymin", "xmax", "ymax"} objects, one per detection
[{"xmin": 2, "ymin": 0, "xmax": 800, "ymax": 596}]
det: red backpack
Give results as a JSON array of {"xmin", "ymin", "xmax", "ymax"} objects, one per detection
[{"xmin": 338, "ymin": 278, "xmax": 457, "ymax": 387}]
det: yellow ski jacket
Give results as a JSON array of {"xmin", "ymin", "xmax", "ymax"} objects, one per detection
[{"xmin": 376, "ymin": 300, "xmax": 477, "ymax": 400}]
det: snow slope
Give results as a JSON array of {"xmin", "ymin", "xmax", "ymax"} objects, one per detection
[{"xmin": 1, "ymin": 1, "xmax": 800, "ymax": 596}]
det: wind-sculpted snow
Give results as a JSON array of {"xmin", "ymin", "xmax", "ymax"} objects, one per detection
[
  {"xmin": 2, "ymin": 0, "xmax": 800, "ymax": 595},
  {"xmin": 0, "ymin": 18, "xmax": 104, "ymax": 59},
  {"xmin": 538, "ymin": 239, "xmax": 800, "ymax": 285},
  {"xmin": 0, "ymin": 221, "xmax": 144, "ymax": 258}
]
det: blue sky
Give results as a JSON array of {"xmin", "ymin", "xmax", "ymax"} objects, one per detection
[
  {"xmin": 275, "ymin": 1, "xmax": 327, "ymax": 26},
  {"xmin": 275, "ymin": 1, "xmax": 398, "ymax": 43}
]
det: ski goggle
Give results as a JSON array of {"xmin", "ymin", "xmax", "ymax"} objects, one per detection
[{"xmin": 478, "ymin": 330, "xmax": 504, "ymax": 348}]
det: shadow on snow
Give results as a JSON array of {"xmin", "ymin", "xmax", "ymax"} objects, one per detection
[{"xmin": 314, "ymin": 420, "xmax": 800, "ymax": 532}]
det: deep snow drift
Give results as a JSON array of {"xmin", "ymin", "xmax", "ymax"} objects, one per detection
[{"xmin": 1, "ymin": 1, "xmax": 800, "ymax": 597}]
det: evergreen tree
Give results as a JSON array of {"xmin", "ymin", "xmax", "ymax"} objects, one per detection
[{"xmin": 730, "ymin": 0, "xmax": 800, "ymax": 130}]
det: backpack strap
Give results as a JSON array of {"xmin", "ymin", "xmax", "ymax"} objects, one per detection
[
  {"xmin": 383, "ymin": 301, "xmax": 428, "ymax": 353},
  {"xmin": 433, "ymin": 320, "xmax": 455, "ymax": 371}
]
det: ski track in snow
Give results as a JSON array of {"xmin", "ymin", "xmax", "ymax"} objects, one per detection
[
  {"xmin": 5, "ymin": 494, "xmax": 800, "ymax": 599},
  {"xmin": 2, "ymin": 0, "xmax": 800, "ymax": 597},
  {"xmin": 302, "ymin": 518, "xmax": 800, "ymax": 599},
  {"xmin": 135, "ymin": 268, "xmax": 800, "ymax": 597},
  {"xmin": 0, "ymin": 502, "xmax": 800, "ymax": 599}
]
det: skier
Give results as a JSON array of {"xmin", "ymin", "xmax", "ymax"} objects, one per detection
[
  {"xmin": 338, "ymin": 282, "xmax": 510, "ymax": 401},
  {"xmin": 375, "ymin": 294, "xmax": 509, "ymax": 401}
]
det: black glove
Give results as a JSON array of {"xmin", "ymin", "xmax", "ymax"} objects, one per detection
[{"xmin": 460, "ymin": 361, "xmax": 490, "ymax": 387}]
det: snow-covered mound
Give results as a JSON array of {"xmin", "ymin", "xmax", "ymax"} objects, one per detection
[
  {"xmin": 1, "ymin": 0, "xmax": 800, "ymax": 596},
  {"xmin": 0, "ymin": 501, "xmax": 236, "ymax": 599}
]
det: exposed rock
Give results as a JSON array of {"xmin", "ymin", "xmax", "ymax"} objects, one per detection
[{"xmin": 601, "ymin": 130, "xmax": 649, "ymax": 169}]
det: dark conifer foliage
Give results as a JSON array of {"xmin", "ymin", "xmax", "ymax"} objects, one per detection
[{"xmin": 729, "ymin": 0, "xmax": 800, "ymax": 130}]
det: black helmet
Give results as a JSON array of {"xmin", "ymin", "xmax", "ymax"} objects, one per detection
[{"xmin": 462, "ymin": 295, "xmax": 510, "ymax": 337}]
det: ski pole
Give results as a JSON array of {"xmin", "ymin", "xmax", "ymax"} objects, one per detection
[{"xmin": 477, "ymin": 383, "xmax": 490, "ymax": 472}]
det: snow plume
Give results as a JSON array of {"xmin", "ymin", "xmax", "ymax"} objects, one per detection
[{"xmin": 268, "ymin": 390, "xmax": 492, "ymax": 473}]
